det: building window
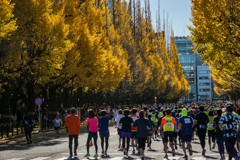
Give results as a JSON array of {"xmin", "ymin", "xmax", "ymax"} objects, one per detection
[
  {"xmin": 199, "ymin": 83, "xmax": 210, "ymax": 86},
  {"xmin": 199, "ymin": 89, "xmax": 210, "ymax": 92},
  {"xmin": 199, "ymin": 95, "xmax": 210, "ymax": 98},
  {"xmin": 199, "ymin": 70, "xmax": 210, "ymax": 74},
  {"xmin": 188, "ymin": 78, "xmax": 194, "ymax": 84},
  {"xmin": 199, "ymin": 77, "xmax": 210, "ymax": 80}
]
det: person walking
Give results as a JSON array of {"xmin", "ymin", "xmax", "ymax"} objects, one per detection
[
  {"xmin": 133, "ymin": 110, "xmax": 151, "ymax": 159},
  {"xmin": 22, "ymin": 113, "xmax": 34, "ymax": 144},
  {"xmin": 214, "ymin": 109, "xmax": 225, "ymax": 160},
  {"xmin": 84, "ymin": 109, "xmax": 98, "ymax": 157},
  {"xmin": 219, "ymin": 105, "xmax": 240, "ymax": 160},
  {"xmin": 53, "ymin": 115, "xmax": 61, "ymax": 138},
  {"xmin": 65, "ymin": 108, "xmax": 80, "ymax": 157},
  {"xmin": 195, "ymin": 106, "xmax": 209, "ymax": 156},
  {"xmin": 98, "ymin": 110, "xmax": 113, "ymax": 156},
  {"xmin": 63, "ymin": 110, "xmax": 69, "ymax": 132},
  {"xmin": 160, "ymin": 109, "xmax": 177, "ymax": 159},
  {"xmin": 119, "ymin": 109, "xmax": 133, "ymax": 157},
  {"xmin": 178, "ymin": 108, "xmax": 194, "ymax": 160}
]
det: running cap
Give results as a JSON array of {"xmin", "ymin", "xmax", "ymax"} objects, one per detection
[
  {"xmin": 171, "ymin": 110, "xmax": 175, "ymax": 114},
  {"xmin": 182, "ymin": 108, "xmax": 188, "ymax": 117},
  {"xmin": 139, "ymin": 110, "xmax": 144, "ymax": 115},
  {"xmin": 226, "ymin": 104, "xmax": 233, "ymax": 112},
  {"xmin": 65, "ymin": 110, "xmax": 67, "ymax": 112},
  {"xmin": 70, "ymin": 107, "xmax": 76, "ymax": 113}
]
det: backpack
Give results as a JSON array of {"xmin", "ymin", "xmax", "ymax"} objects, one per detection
[{"xmin": 24, "ymin": 120, "xmax": 31, "ymax": 129}]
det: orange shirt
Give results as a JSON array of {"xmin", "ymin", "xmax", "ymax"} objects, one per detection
[{"xmin": 65, "ymin": 114, "xmax": 80, "ymax": 135}]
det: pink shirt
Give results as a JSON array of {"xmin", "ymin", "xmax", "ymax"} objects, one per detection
[{"xmin": 87, "ymin": 117, "xmax": 98, "ymax": 132}]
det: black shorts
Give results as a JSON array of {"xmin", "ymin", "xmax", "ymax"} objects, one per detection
[
  {"xmin": 99, "ymin": 131, "xmax": 110, "ymax": 138},
  {"xmin": 88, "ymin": 131, "xmax": 98, "ymax": 139},
  {"xmin": 131, "ymin": 132, "xmax": 137, "ymax": 139},
  {"xmin": 164, "ymin": 131, "xmax": 173, "ymax": 143},
  {"xmin": 173, "ymin": 132, "xmax": 178, "ymax": 139},
  {"xmin": 138, "ymin": 138, "xmax": 147, "ymax": 150},
  {"xmin": 118, "ymin": 128, "xmax": 122, "ymax": 137},
  {"xmin": 55, "ymin": 127, "xmax": 60, "ymax": 130}
]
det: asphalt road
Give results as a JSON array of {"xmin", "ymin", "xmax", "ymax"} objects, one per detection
[{"xmin": 0, "ymin": 126, "xmax": 228, "ymax": 160}]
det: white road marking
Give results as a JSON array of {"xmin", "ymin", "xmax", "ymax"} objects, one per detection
[
  {"xmin": 190, "ymin": 158, "xmax": 207, "ymax": 160},
  {"xmin": 163, "ymin": 157, "xmax": 180, "ymax": 160},
  {"xmin": 53, "ymin": 157, "xmax": 69, "ymax": 160},
  {"xmin": 7, "ymin": 159, "xmax": 25, "ymax": 160},
  {"xmin": 30, "ymin": 157, "xmax": 51, "ymax": 160}
]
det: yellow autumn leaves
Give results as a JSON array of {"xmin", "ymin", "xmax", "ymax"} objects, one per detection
[
  {"xmin": 0, "ymin": 0, "xmax": 189, "ymax": 110},
  {"xmin": 189, "ymin": 0, "xmax": 240, "ymax": 99}
]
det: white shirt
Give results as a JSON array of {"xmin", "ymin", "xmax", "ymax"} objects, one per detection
[
  {"xmin": 115, "ymin": 114, "xmax": 124, "ymax": 129},
  {"xmin": 112, "ymin": 109, "xmax": 118, "ymax": 118}
]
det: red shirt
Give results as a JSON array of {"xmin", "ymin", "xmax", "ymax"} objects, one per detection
[{"xmin": 131, "ymin": 114, "xmax": 139, "ymax": 131}]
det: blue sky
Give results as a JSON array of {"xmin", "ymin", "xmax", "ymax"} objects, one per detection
[{"xmin": 125, "ymin": 0, "xmax": 192, "ymax": 36}]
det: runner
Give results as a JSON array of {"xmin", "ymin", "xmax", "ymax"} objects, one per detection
[
  {"xmin": 178, "ymin": 108, "xmax": 194, "ymax": 160},
  {"xmin": 130, "ymin": 108, "xmax": 139, "ymax": 154},
  {"xmin": 195, "ymin": 106, "xmax": 209, "ymax": 156},
  {"xmin": 53, "ymin": 115, "xmax": 61, "ymax": 138},
  {"xmin": 214, "ymin": 109, "xmax": 225, "ymax": 160},
  {"xmin": 22, "ymin": 113, "xmax": 34, "ymax": 144},
  {"xmin": 115, "ymin": 109, "xmax": 124, "ymax": 149},
  {"xmin": 147, "ymin": 114, "xmax": 155, "ymax": 149},
  {"xmin": 133, "ymin": 110, "xmax": 151, "ymax": 159},
  {"xmin": 65, "ymin": 108, "xmax": 80, "ymax": 157},
  {"xmin": 207, "ymin": 110, "xmax": 215, "ymax": 150},
  {"xmin": 160, "ymin": 109, "xmax": 177, "ymax": 159},
  {"xmin": 151, "ymin": 109, "xmax": 158, "ymax": 139},
  {"xmin": 119, "ymin": 109, "xmax": 133, "ymax": 157},
  {"xmin": 98, "ymin": 110, "xmax": 113, "ymax": 156},
  {"xmin": 219, "ymin": 104, "xmax": 240, "ymax": 160},
  {"xmin": 112, "ymin": 107, "xmax": 118, "ymax": 126},
  {"xmin": 171, "ymin": 110, "xmax": 179, "ymax": 150},
  {"xmin": 84, "ymin": 109, "xmax": 98, "ymax": 157}
]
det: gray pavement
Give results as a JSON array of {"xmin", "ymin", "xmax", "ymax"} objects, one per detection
[{"xmin": 0, "ymin": 126, "xmax": 227, "ymax": 160}]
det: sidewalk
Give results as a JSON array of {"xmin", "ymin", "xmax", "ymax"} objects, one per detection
[{"xmin": 0, "ymin": 120, "xmax": 115, "ymax": 151}]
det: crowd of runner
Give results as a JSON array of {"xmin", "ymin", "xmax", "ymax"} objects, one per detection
[{"xmin": 65, "ymin": 102, "xmax": 240, "ymax": 160}]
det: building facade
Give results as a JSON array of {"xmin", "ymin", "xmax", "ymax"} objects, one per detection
[
  {"xmin": 197, "ymin": 65, "xmax": 212, "ymax": 101},
  {"xmin": 175, "ymin": 36, "xmax": 198, "ymax": 102}
]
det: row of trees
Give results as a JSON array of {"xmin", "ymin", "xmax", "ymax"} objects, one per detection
[
  {"xmin": 0, "ymin": 0, "xmax": 189, "ymax": 116},
  {"xmin": 189, "ymin": 0, "xmax": 240, "ymax": 100}
]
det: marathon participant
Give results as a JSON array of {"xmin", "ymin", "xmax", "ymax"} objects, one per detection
[
  {"xmin": 147, "ymin": 114, "xmax": 155, "ymax": 149},
  {"xmin": 160, "ymin": 109, "xmax": 177, "ymax": 159},
  {"xmin": 119, "ymin": 109, "xmax": 133, "ymax": 157},
  {"xmin": 130, "ymin": 108, "xmax": 139, "ymax": 154},
  {"xmin": 178, "ymin": 108, "xmax": 194, "ymax": 160},
  {"xmin": 133, "ymin": 110, "xmax": 151, "ymax": 159},
  {"xmin": 85, "ymin": 109, "xmax": 98, "ymax": 157},
  {"xmin": 115, "ymin": 110, "xmax": 124, "ymax": 149},
  {"xmin": 151, "ymin": 109, "xmax": 158, "ymax": 139},
  {"xmin": 219, "ymin": 104, "xmax": 240, "ymax": 160},
  {"xmin": 158, "ymin": 109, "xmax": 165, "ymax": 147},
  {"xmin": 65, "ymin": 108, "xmax": 80, "ymax": 157},
  {"xmin": 195, "ymin": 106, "xmax": 209, "ymax": 156},
  {"xmin": 214, "ymin": 109, "xmax": 225, "ymax": 160},
  {"xmin": 207, "ymin": 110, "xmax": 215, "ymax": 150},
  {"xmin": 98, "ymin": 110, "xmax": 113, "ymax": 156},
  {"xmin": 171, "ymin": 110, "xmax": 179, "ymax": 150}
]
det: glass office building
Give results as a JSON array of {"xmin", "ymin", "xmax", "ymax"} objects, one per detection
[{"xmin": 175, "ymin": 36, "xmax": 197, "ymax": 102}]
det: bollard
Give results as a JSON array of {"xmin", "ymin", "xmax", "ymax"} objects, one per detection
[
  {"xmin": 12, "ymin": 122, "xmax": 14, "ymax": 136},
  {"xmin": 6, "ymin": 123, "xmax": 9, "ymax": 137},
  {"xmin": 1, "ymin": 124, "xmax": 3, "ymax": 138},
  {"xmin": 16, "ymin": 122, "xmax": 18, "ymax": 135}
]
